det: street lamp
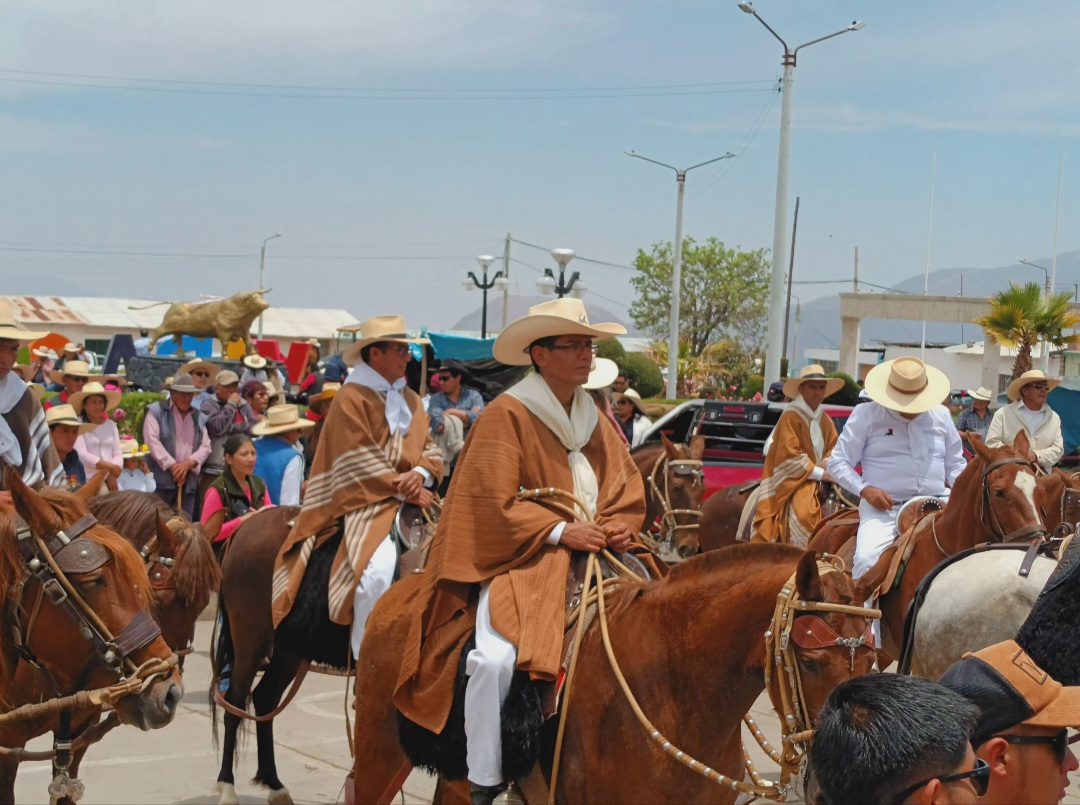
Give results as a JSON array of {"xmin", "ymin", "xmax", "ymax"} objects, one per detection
[
  {"xmin": 258, "ymin": 232, "xmax": 281, "ymax": 338},
  {"xmin": 1020, "ymin": 259, "xmax": 1051, "ymax": 294},
  {"xmin": 626, "ymin": 149, "xmax": 736, "ymax": 399},
  {"xmin": 738, "ymin": 2, "xmax": 866, "ymax": 388},
  {"xmin": 536, "ymin": 248, "xmax": 586, "ymax": 299},
  {"xmin": 462, "ymin": 254, "xmax": 509, "ymax": 338}
]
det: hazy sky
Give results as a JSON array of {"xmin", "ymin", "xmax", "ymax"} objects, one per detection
[{"xmin": 2, "ymin": 1, "xmax": 1077, "ymax": 332}]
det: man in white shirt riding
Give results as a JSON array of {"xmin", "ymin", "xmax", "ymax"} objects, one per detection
[{"xmin": 827, "ymin": 357, "xmax": 965, "ymax": 580}]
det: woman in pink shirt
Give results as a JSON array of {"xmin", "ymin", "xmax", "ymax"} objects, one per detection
[
  {"xmin": 72, "ymin": 381, "xmax": 124, "ymax": 492},
  {"xmin": 201, "ymin": 433, "xmax": 273, "ymax": 557}
]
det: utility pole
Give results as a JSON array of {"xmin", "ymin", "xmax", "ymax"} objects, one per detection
[
  {"xmin": 781, "ymin": 196, "xmax": 800, "ymax": 367},
  {"xmin": 258, "ymin": 232, "xmax": 281, "ymax": 339},
  {"xmin": 501, "ymin": 232, "xmax": 512, "ymax": 331},
  {"xmin": 853, "ymin": 246, "xmax": 860, "ymax": 379}
]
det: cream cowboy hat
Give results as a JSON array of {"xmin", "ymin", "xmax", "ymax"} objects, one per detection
[
  {"xmin": 1007, "ymin": 369, "xmax": 1060, "ymax": 402},
  {"xmin": 584, "ymin": 357, "xmax": 619, "ymax": 390},
  {"xmin": 0, "ymin": 301, "xmax": 46, "ymax": 341},
  {"xmin": 252, "ymin": 404, "xmax": 316, "ymax": 436},
  {"xmin": 863, "ymin": 356, "xmax": 950, "ymax": 415},
  {"xmin": 32, "ymin": 347, "xmax": 57, "ymax": 360},
  {"xmin": 969, "ymin": 386, "xmax": 994, "ymax": 402},
  {"xmin": 62, "ymin": 342, "xmax": 79, "ymax": 355},
  {"xmin": 120, "ymin": 437, "xmax": 150, "ymax": 458},
  {"xmin": 179, "ymin": 358, "xmax": 220, "ymax": 382},
  {"xmin": 45, "ymin": 403, "xmax": 98, "ymax": 435},
  {"xmin": 49, "ymin": 360, "xmax": 95, "ymax": 386},
  {"xmin": 68, "ymin": 381, "xmax": 122, "ymax": 415},
  {"xmin": 341, "ymin": 315, "xmax": 429, "ymax": 366},
  {"xmin": 782, "ymin": 364, "xmax": 845, "ymax": 400},
  {"xmin": 308, "ymin": 382, "xmax": 341, "ymax": 415},
  {"xmin": 613, "ymin": 388, "xmax": 649, "ymax": 417},
  {"xmin": 492, "ymin": 298, "xmax": 626, "ymax": 367},
  {"xmin": 242, "ymin": 354, "xmax": 268, "ymax": 370}
]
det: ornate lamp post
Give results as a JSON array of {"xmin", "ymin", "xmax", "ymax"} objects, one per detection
[
  {"xmin": 536, "ymin": 248, "xmax": 587, "ymax": 299},
  {"xmin": 462, "ymin": 254, "xmax": 509, "ymax": 338}
]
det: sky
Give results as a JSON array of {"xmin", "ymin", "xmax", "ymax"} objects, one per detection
[{"xmin": 2, "ymin": 1, "xmax": 1078, "ymax": 338}]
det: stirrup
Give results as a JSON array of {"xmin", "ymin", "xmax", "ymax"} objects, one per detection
[{"xmin": 493, "ymin": 782, "xmax": 526, "ymax": 805}]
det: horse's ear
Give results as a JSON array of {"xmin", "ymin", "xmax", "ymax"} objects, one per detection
[
  {"xmin": 661, "ymin": 432, "xmax": 679, "ymax": 460},
  {"xmin": 795, "ymin": 551, "xmax": 824, "ymax": 602},
  {"xmin": 688, "ymin": 433, "xmax": 706, "ymax": 461},
  {"xmin": 1013, "ymin": 429, "xmax": 1032, "ymax": 460},
  {"xmin": 969, "ymin": 433, "xmax": 994, "ymax": 464},
  {"xmin": 155, "ymin": 514, "xmax": 180, "ymax": 557},
  {"xmin": 75, "ymin": 470, "xmax": 107, "ymax": 504},
  {"xmin": 6, "ymin": 469, "xmax": 60, "ymax": 535}
]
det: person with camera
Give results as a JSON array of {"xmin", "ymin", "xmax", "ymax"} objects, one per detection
[{"xmin": 200, "ymin": 433, "xmax": 272, "ymax": 557}]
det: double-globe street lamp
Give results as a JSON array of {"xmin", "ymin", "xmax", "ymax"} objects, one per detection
[
  {"xmin": 738, "ymin": 2, "xmax": 866, "ymax": 388},
  {"xmin": 536, "ymin": 248, "xmax": 587, "ymax": 300},
  {"xmin": 626, "ymin": 150, "xmax": 736, "ymax": 399},
  {"xmin": 462, "ymin": 254, "xmax": 510, "ymax": 339}
]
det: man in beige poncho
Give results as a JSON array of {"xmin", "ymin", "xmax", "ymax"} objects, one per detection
[{"xmin": 271, "ymin": 315, "xmax": 443, "ymax": 659}]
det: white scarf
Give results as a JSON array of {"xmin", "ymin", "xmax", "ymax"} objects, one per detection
[
  {"xmin": 791, "ymin": 393, "xmax": 825, "ymax": 461},
  {"xmin": 344, "ymin": 361, "xmax": 412, "ymax": 435},
  {"xmin": 0, "ymin": 372, "xmax": 27, "ymax": 469},
  {"xmin": 507, "ymin": 372, "xmax": 599, "ymax": 519}
]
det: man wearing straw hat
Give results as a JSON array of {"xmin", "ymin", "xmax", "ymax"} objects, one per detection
[
  {"xmin": 394, "ymin": 298, "xmax": 657, "ymax": 805},
  {"xmin": 143, "ymin": 372, "xmax": 212, "ymax": 517},
  {"xmin": 253, "ymin": 403, "xmax": 314, "ymax": 505},
  {"xmin": 271, "ymin": 315, "xmax": 443, "ymax": 664},
  {"xmin": 0, "ymin": 301, "xmax": 64, "ymax": 498},
  {"xmin": 827, "ymin": 356, "xmax": 965, "ymax": 583},
  {"xmin": 46, "ymin": 403, "xmax": 98, "ymax": 490},
  {"xmin": 956, "ymin": 386, "xmax": 996, "ymax": 444},
  {"xmin": 43, "ymin": 359, "xmax": 95, "ymax": 411},
  {"xmin": 751, "ymin": 364, "xmax": 844, "ymax": 548},
  {"xmin": 986, "ymin": 370, "xmax": 1063, "ymax": 473}
]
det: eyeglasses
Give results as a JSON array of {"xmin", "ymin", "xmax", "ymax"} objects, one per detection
[
  {"xmin": 1025, "ymin": 383, "xmax": 1050, "ymax": 391},
  {"xmin": 191, "ymin": 371, "xmax": 210, "ymax": 378},
  {"xmin": 1001, "ymin": 730, "xmax": 1080, "ymax": 766},
  {"xmin": 378, "ymin": 344, "xmax": 411, "ymax": 357},
  {"xmin": 546, "ymin": 341, "xmax": 599, "ymax": 355},
  {"xmin": 66, "ymin": 376, "xmax": 88, "ymax": 383},
  {"xmin": 437, "ymin": 374, "xmax": 453, "ymax": 381},
  {"xmin": 894, "ymin": 757, "xmax": 990, "ymax": 803},
  {"xmin": 615, "ymin": 399, "xmax": 633, "ymax": 406}
]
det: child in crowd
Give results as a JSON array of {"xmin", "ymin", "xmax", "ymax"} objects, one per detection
[{"xmin": 117, "ymin": 436, "xmax": 156, "ymax": 493}]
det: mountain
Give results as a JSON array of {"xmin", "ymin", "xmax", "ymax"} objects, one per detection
[
  {"xmin": 450, "ymin": 295, "xmax": 643, "ymax": 337},
  {"xmin": 791, "ymin": 250, "xmax": 1080, "ymax": 353}
]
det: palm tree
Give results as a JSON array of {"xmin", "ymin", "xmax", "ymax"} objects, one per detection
[{"xmin": 975, "ymin": 281, "xmax": 1080, "ymax": 378}]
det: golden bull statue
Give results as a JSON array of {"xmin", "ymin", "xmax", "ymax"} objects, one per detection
[{"xmin": 130, "ymin": 290, "xmax": 270, "ymax": 357}]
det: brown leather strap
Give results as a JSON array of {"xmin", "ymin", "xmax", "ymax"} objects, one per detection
[
  {"xmin": 112, "ymin": 609, "xmax": 161, "ymax": 658},
  {"xmin": 214, "ymin": 661, "xmax": 311, "ymax": 722}
]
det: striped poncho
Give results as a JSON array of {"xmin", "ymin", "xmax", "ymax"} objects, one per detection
[{"xmin": 0, "ymin": 373, "xmax": 63, "ymax": 490}]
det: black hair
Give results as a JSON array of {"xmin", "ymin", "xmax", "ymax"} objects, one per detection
[
  {"xmin": 809, "ymin": 674, "xmax": 979, "ymax": 805},
  {"xmin": 360, "ymin": 341, "xmax": 390, "ymax": 364},
  {"xmin": 222, "ymin": 433, "xmax": 254, "ymax": 459},
  {"xmin": 140, "ymin": 329, "xmax": 149, "ymax": 337},
  {"xmin": 527, "ymin": 336, "xmax": 560, "ymax": 373},
  {"xmin": 78, "ymin": 395, "xmax": 108, "ymax": 423}
]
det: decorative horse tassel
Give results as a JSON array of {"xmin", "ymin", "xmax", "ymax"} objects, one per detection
[{"xmin": 48, "ymin": 771, "xmax": 85, "ymax": 803}]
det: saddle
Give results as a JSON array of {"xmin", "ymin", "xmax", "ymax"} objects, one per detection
[{"xmin": 876, "ymin": 498, "xmax": 945, "ymax": 597}]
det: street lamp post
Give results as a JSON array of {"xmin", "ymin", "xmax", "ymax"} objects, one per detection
[
  {"xmin": 625, "ymin": 150, "xmax": 736, "ymax": 399},
  {"xmin": 258, "ymin": 232, "xmax": 281, "ymax": 339},
  {"xmin": 790, "ymin": 296, "xmax": 802, "ymax": 368},
  {"xmin": 1020, "ymin": 259, "xmax": 1053, "ymax": 371},
  {"xmin": 462, "ymin": 255, "xmax": 509, "ymax": 339},
  {"xmin": 536, "ymin": 249, "xmax": 587, "ymax": 299},
  {"xmin": 1020, "ymin": 259, "xmax": 1051, "ymax": 295},
  {"xmin": 737, "ymin": 2, "xmax": 866, "ymax": 388}
]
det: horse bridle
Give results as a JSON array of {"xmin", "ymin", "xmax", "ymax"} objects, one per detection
[
  {"xmin": 978, "ymin": 457, "xmax": 1048, "ymax": 544},
  {"xmin": 13, "ymin": 512, "xmax": 162, "ymax": 678},
  {"xmin": 647, "ymin": 453, "xmax": 704, "ymax": 545}
]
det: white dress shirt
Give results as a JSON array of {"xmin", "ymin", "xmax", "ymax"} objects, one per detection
[{"xmin": 827, "ymin": 402, "xmax": 965, "ymax": 501}]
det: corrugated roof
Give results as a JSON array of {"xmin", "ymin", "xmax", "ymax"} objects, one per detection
[{"xmin": 0, "ymin": 296, "xmax": 359, "ymax": 340}]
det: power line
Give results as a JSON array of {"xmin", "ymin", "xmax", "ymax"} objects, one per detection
[
  {"xmin": 509, "ymin": 258, "xmax": 630, "ymax": 310},
  {"xmin": 509, "ymin": 238, "xmax": 634, "ymax": 270}
]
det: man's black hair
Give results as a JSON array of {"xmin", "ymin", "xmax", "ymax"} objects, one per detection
[
  {"xmin": 360, "ymin": 341, "xmax": 391, "ymax": 364},
  {"xmin": 140, "ymin": 329, "xmax": 149, "ymax": 337},
  {"xmin": 527, "ymin": 336, "xmax": 560, "ymax": 373},
  {"xmin": 809, "ymin": 674, "xmax": 979, "ymax": 805}
]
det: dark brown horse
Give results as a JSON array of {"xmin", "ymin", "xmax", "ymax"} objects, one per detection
[
  {"xmin": 350, "ymin": 544, "xmax": 883, "ymax": 804},
  {"xmin": 630, "ymin": 434, "xmax": 705, "ymax": 560},
  {"xmin": 0, "ymin": 473, "xmax": 183, "ymax": 804},
  {"xmin": 89, "ymin": 489, "xmax": 219, "ymax": 656},
  {"xmin": 1036, "ymin": 468, "xmax": 1080, "ymax": 536}
]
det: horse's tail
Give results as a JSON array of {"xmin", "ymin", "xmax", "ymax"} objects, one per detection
[
  {"xmin": 209, "ymin": 593, "xmax": 233, "ymax": 748},
  {"xmin": 126, "ymin": 300, "xmax": 170, "ymax": 311}
]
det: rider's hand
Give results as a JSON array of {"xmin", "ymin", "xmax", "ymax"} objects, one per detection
[
  {"xmin": 406, "ymin": 488, "xmax": 435, "ymax": 509},
  {"xmin": 395, "ymin": 470, "xmax": 425, "ymax": 500},
  {"xmin": 603, "ymin": 521, "xmax": 635, "ymax": 553},
  {"xmin": 558, "ymin": 522, "xmax": 607, "ymax": 553},
  {"xmin": 820, "ymin": 470, "xmax": 836, "ymax": 485},
  {"xmin": 860, "ymin": 486, "xmax": 894, "ymax": 512},
  {"xmin": 1028, "ymin": 451, "xmax": 1039, "ymax": 465}
]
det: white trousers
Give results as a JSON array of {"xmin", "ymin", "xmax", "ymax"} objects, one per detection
[
  {"xmin": 464, "ymin": 582, "xmax": 518, "ymax": 788},
  {"xmin": 350, "ymin": 534, "xmax": 398, "ymax": 659},
  {"xmin": 852, "ymin": 500, "xmax": 900, "ymax": 580}
]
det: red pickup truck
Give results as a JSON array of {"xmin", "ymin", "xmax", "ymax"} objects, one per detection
[{"xmin": 639, "ymin": 400, "xmax": 854, "ymax": 499}]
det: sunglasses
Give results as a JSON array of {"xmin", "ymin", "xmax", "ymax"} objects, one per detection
[
  {"xmin": 615, "ymin": 399, "xmax": 634, "ymax": 405},
  {"xmin": 437, "ymin": 374, "xmax": 453, "ymax": 381},
  {"xmin": 894, "ymin": 757, "xmax": 990, "ymax": 803},
  {"xmin": 546, "ymin": 341, "xmax": 599, "ymax": 355},
  {"xmin": 191, "ymin": 371, "xmax": 210, "ymax": 378},
  {"xmin": 1025, "ymin": 383, "xmax": 1050, "ymax": 391},
  {"xmin": 67, "ymin": 376, "xmax": 88, "ymax": 383},
  {"xmin": 1001, "ymin": 730, "xmax": 1080, "ymax": 766},
  {"xmin": 378, "ymin": 344, "xmax": 411, "ymax": 357}
]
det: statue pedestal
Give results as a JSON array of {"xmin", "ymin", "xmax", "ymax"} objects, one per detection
[{"xmin": 127, "ymin": 356, "xmax": 243, "ymax": 393}]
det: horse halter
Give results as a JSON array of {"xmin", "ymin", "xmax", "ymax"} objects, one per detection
[
  {"xmin": 979, "ymin": 457, "xmax": 1047, "ymax": 544},
  {"xmin": 647, "ymin": 453, "xmax": 703, "ymax": 544},
  {"xmin": 14, "ymin": 512, "xmax": 161, "ymax": 677},
  {"xmin": 137, "ymin": 518, "xmax": 187, "ymax": 590},
  {"xmin": 762, "ymin": 558, "xmax": 880, "ymax": 782}
]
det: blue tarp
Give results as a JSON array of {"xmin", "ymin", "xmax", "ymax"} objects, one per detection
[
  {"xmin": 154, "ymin": 335, "xmax": 214, "ymax": 357},
  {"xmin": 426, "ymin": 331, "xmax": 495, "ymax": 361},
  {"xmin": 1048, "ymin": 386, "xmax": 1080, "ymax": 455}
]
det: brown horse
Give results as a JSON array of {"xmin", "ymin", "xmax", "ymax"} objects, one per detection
[
  {"xmin": 630, "ymin": 434, "xmax": 705, "ymax": 560},
  {"xmin": 89, "ymin": 489, "xmax": 220, "ymax": 656},
  {"xmin": 1036, "ymin": 468, "xmax": 1080, "ymax": 536},
  {"xmin": 0, "ymin": 473, "xmax": 183, "ymax": 804},
  {"xmin": 351, "ymin": 544, "xmax": 883, "ymax": 804},
  {"xmin": 807, "ymin": 431, "xmax": 1046, "ymax": 661}
]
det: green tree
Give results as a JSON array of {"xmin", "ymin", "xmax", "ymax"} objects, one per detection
[
  {"xmin": 824, "ymin": 372, "xmax": 860, "ymax": 406},
  {"xmin": 596, "ymin": 338, "xmax": 626, "ymax": 362},
  {"xmin": 629, "ymin": 237, "xmax": 769, "ymax": 357},
  {"xmin": 620, "ymin": 353, "xmax": 664, "ymax": 399},
  {"xmin": 974, "ymin": 281, "xmax": 1080, "ymax": 378}
]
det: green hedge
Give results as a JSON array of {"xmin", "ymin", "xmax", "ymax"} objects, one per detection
[
  {"xmin": 597, "ymin": 339, "xmax": 626, "ymax": 362},
  {"xmin": 117, "ymin": 392, "xmax": 166, "ymax": 438},
  {"xmin": 619, "ymin": 353, "xmax": 664, "ymax": 399},
  {"xmin": 825, "ymin": 372, "xmax": 861, "ymax": 406}
]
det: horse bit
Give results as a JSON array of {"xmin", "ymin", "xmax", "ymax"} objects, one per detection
[{"xmin": 647, "ymin": 453, "xmax": 703, "ymax": 548}]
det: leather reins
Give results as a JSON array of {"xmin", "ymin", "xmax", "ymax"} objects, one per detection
[
  {"xmin": 647, "ymin": 453, "xmax": 703, "ymax": 546},
  {"xmin": 978, "ymin": 457, "xmax": 1047, "ymax": 544}
]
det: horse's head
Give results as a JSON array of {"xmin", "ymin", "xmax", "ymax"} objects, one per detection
[
  {"xmin": 1037, "ymin": 470, "xmax": 1080, "ymax": 538},
  {"xmin": 658, "ymin": 434, "xmax": 706, "ymax": 559},
  {"xmin": 966, "ymin": 431, "xmax": 1046, "ymax": 544},
  {"xmin": 147, "ymin": 514, "xmax": 219, "ymax": 656},
  {"xmin": 1, "ymin": 471, "xmax": 183, "ymax": 730},
  {"xmin": 765, "ymin": 553, "xmax": 879, "ymax": 735}
]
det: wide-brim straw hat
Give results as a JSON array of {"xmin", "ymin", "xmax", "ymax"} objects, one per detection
[
  {"xmin": 864, "ymin": 356, "xmax": 951, "ymax": 415},
  {"xmin": 308, "ymin": 382, "xmax": 341, "ymax": 415},
  {"xmin": 341, "ymin": 315, "xmax": 429, "ymax": 365},
  {"xmin": 969, "ymin": 386, "xmax": 994, "ymax": 402},
  {"xmin": 120, "ymin": 438, "xmax": 150, "ymax": 458},
  {"xmin": 782, "ymin": 364, "xmax": 845, "ymax": 400},
  {"xmin": 613, "ymin": 388, "xmax": 649, "ymax": 417},
  {"xmin": 243, "ymin": 354, "xmax": 268, "ymax": 370},
  {"xmin": 45, "ymin": 404, "xmax": 98, "ymax": 434},
  {"xmin": 1007, "ymin": 369, "xmax": 1060, "ymax": 402},
  {"xmin": 168, "ymin": 373, "xmax": 200, "ymax": 394},
  {"xmin": 62, "ymin": 342, "xmax": 79, "ymax": 355},
  {"xmin": 32, "ymin": 347, "xmax": 57, "ymax": 360},
  {"xmin": 492, "ymin": 299, "xmax": 625, "ymax": 367},
  {"xmin": 252, "ymin": 404, "xmax": 316, "ymax": 436},
  {"xmin": 262, "ymin": 380, "xmax": 280, "ymax": 399},
  {"xmin": 49, "ymin": 360, "xmax": 94, "ymax": 386},
  {"xmin": 0, "ymin": 301, "xmax": 46, "ymax": 342},
  {"xmin": 179, "ymin": 359, "xmax": 220, "ymax": 382},
  {"xmin": 584, "ymin": 357, "xmax": 619, "ymax": 390},
  {"xmin": 68, "ymin": 381, "xmax": 122, "ymax": 415}
]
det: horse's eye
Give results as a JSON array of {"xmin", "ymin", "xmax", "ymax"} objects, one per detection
[
  {"xmin": 799, "ymin": 656, "xmax": 822, "ymax": 674},
  {"xmin": 78, "ymin": 575, "xmax": 106, "ymax": 588}
]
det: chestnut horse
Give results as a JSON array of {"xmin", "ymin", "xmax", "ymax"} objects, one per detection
[
  {"xmin": 351, "ymin": 544, "xmax": 883, "ymax": 804},
  {"xmin": 89, "ymin": 489, "xmax": 220, "ymax": 656},
  {"xmin": 630, "ymin": 435, "xmax": 706, "ymax": 560},
  {"xmin": 807, "ymin": 432, "xmax": 1047, "ymax": 663},
  {"xmin": 0, "ymin": 473, "xmax": 183, "ymax": 804}
]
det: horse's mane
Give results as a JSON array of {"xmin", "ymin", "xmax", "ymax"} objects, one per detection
[{"xmin": 90, "ymin": 491, "xmax": 219, "ymax": 608}]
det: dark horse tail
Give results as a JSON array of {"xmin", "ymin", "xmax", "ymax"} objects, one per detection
[{"xmin": 210, "ymin": 592, "xmax": 234, "ymax": 748}]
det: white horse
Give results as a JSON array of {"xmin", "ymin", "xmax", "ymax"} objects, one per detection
[{"xmin": 908, "ymin": 549, "xmax": 1056, "ymax": 680}]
